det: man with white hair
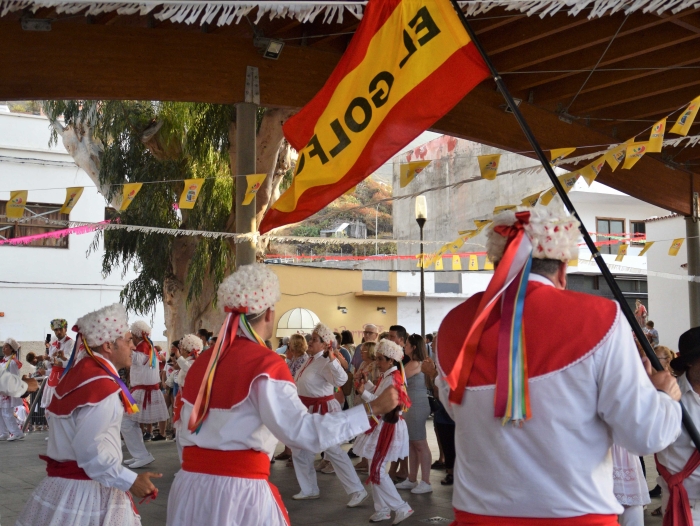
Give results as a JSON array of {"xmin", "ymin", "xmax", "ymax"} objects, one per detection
[
  {"xmin": 290, "ymin": 322, "xmax": 367, "ymax": 507},
  {"xmin": 276, "ymin": 336, "xmax": 290, "ymax": 355},
  {"xmin": 434, "ymin": 207, "xmax": 682, "ymax": 525},
  {"xmin": 121, "ymin": 320, "xmax": 169, "ymax": 467},
  {"xmin": 17, "ymin": 303, "xmax": 161, "ymax": 526},
  {"xmin": 167, "ymin": 264, "xmax": 399, "ymax": 526}
]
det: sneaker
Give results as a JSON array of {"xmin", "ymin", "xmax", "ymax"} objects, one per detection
[
  {"xmin": 393, "ymin": 508, "xmax": 414, "ymax": 524},
  {"xmin": 275, "ymin": 451, "xmax": 291, "ymax": 461},
  {"xmin": 369, "ymin": 510, "xmax": 392, "ymax": 522},
  {"xmin": 130, "ymin": 454, "xmax": 155, "ymax": 469},
  {"xmin": 440, "ymin": 474, "xmax": 454, "ymax": 486},
  {"xmin": 0, "ymin": 433, "xmax": 9, "ymax": 441},
  {"xmin": 123, "ymin": 458, "xmax": 137, "ymax": 466},
  {"xmin": 395, "ymin": 479, "xmax": 417, "ymax": 490},
  {"xmin": 321, "ymin": 464, "xmax": 335, "ymax": 474},
  {"xmin": 411, "ymin": 481, "xmax": 433, "ymax": 494},
  {"xmin": 7, "ymin": 433, "xmax": 25, "ymax": 441},
  {"xmin": 348, "ymin": 449, "xmax": 358, "ymax": 458},
  {"xmin": 649, "ymin": 484, "xmax": 661, "ymax": 498},
  {"xmin": 151, "ymin": 434, "xmax": 166, "ymax": 442},
  {"xmin": 143, "ymin": 432, "xmax": 153, "ymax": 442},
  {"xmin": 292, "ymin": 492, "xmax": 320, "ymax": 500},
  {"xmin": 347, "ymin": 489, "xmax": 368, "ymax": 508}
]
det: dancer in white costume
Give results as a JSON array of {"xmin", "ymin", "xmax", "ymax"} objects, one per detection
[
  {"xmin": 171, "ymin": 333, "xmax": 202, "ymax": 458},
  {"xmin": 122, "ymin": 321, "xmax": 168, "ymax": 468},
  {"xmin": 612, "ymin": 444, "xmax": 649, "ymax": 526},
  {"xmin": 291, "ymin": 322, "xmax": 368, "ymax": 507},
  {"xmin": 167, "ymin": 264, "xmax": 398, "ymax": 526},
  {"xmin": 0, "ymin": 338, "xmax": 26, "ymax": 441},
  {"xmin": 41, "ymin": 319, "xmax": 73, "ymax": 410},
  {"xmin": 354, "ymin": 339, "xmax": 413, "ymax": 524},
  {"xmin": 17, "ymin": 303, "xmax": 161, "ymax": 526}
]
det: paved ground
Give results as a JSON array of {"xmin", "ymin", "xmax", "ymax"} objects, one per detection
[{"xmin": 0, "ymin": 423, "xmax": 664, "ymax": 525}]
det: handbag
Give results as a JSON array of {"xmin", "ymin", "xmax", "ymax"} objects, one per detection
[{"xmin": 342, "ymin": 370, "xmax": 354, "ymax": 397}]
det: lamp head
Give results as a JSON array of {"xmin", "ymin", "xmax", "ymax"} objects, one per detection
[{"xmin": 415, "ymin": 196, "xmax": 427, "ymax": 221}]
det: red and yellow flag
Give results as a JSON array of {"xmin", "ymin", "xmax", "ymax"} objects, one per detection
[{"xmin": 259, "ymin": 0, "xmax": 489, "ymax": 233}]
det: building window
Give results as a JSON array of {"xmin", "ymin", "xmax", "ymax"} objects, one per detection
[
  {"xmin": 596, "ymin": 217, "xmax": 625, "ymax": 255},
  {"xmin": 0, "ymin": 201, "xmax": 69, "ymax": 248},
  {"xmin": 630, "ymin": 221, "xmax": 646, "ymax": 245}
]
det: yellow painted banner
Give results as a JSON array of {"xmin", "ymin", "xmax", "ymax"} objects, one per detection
[
  {"xmin": 6, "ymin": 190, "xmax": 28, "ymax": 219},
  {"xmin": 669, "ymin": 238, "xmax": 684, "ymax": 256},
  {"xmin": 452, "ymin": 255, "xmax": 462, "ymax": 271},
  {"xmin": 477, "ymin": 154, "xmax": 500, "ymax": 181},
  {"xmin": 615, "ymin": 243, "xmax": 628, "ymax": 262},
  {"xmin": 670, "ymin": 95, "xmax": 700, "ymax": 136},
  {"xmin": 400, "ymin": 160, "xmax": 431, "ymax": 188},
  {"xmin": 435, "ymin": 257, "xmax": 444, "ymax": 270},
  {"xmin": 638, "ymin": 241, "xmax": 654, "ymax": 256},
  {"xmin": 521, "ymin": 191, "xmax": 542, "ymax": 207},
  {"xmin": 120, "ymin": 183, "xmax": 143, "ymax": 211},
  {"xmin": 648, "ymin": 118, "xmax": 666, "ymax": 153},
  {"xmin": 416, "ymin": 253, "xmax": 426, "ymax": 268},
  {"xmin": 550, "ymin": 147, "xmax": 576, "ymax": 163},
  {"xmin": 604, "ymin": 143, "xmax": 627, "ymax": 171},
  {"xmin": 484, "ymin": 257, "xmax": 494, "ymax": 270},
  {"xmin": 179, "ymin": 178, "xmax": 205, "ymax": 210},
  {"xmin": 540, "ymin": 173, "xmax": 579, "ymax": 206},
  {"xmin": 568, "ymin": 259, "xmax": 578, "ymax": 267},
  {"xmin": 242, "ymin": 174, "xmax": 267, "ymax": 206},
  {"xmin": 60, "ymin": 187, "xmax": 84, "ymax": 215},
  {"xmin": 580, "ymin": 157, "xmax": 606, "ymax": 186},
  {"xmin": 448, "ymin": 237, "xmax": 464, "ymax": 253},
  {"xmin": 493, "ymin": 204, "xmax": 516, "ymax": 214},
  {"xmin": 474, "ymin": 219, "xmax": 492, "ymax": 232},
  {"xmin": 468, "ymin": 254, "xmax": 478, "ymax": 270},
  {"xmin": 622, "ymin": 142, "xmax": 648, "ymax": 170}
]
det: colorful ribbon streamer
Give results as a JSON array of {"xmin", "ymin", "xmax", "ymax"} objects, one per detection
[{"xmin": 145, "ymin": 335, "xmax": 158, "ymax": 369}]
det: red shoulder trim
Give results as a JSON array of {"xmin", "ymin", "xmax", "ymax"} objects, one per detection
[
  {"xmin": 182, "ymin": 337, "xmax": 294, "ymax": 409},
  {"xmin": 134, "ymin": 340, "xmax": 151, "ymax": 354},
  {"xmin": 47, "ymin": 358, "xmax": 120, "ymax": 416},
  {"xmin": 437, "ymin": 282, "xmax": 618, "ymax": 388}
]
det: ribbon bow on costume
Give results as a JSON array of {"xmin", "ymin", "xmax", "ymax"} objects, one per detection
[
  {"xmin": 445, "ymin": 211, "xmax": 534, "ymax": 425},
  {"xmin": 187, "ymin": 306, "xmax": 266, "ymax": 434},
  {"xmin": 144, "ymin": 335, "xmax": 158, "ymax": 369}
]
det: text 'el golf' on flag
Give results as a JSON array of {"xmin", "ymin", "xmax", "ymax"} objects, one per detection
[{"xmin": 259, "ymin": 0, "xmax": 489, "ymax": 234}]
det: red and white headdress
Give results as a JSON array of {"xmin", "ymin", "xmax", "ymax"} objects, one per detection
[
  {"xmin": 180, "ymin": 334, "xmax": 204, "ymax": 355},
  {"xmin": 313, "ymin": 323, "xmax": 334, "ymax": 344},
  {"xmin": 130, "ymin": 320, "xmax": 152, "ymax": 339},
  {"xmin": 74, "ymin": 303, "xmax": 129, "ymax": 348},
  {"xmin": 376, "ymin": 339, "xmax": 403, "ymax": 363}
]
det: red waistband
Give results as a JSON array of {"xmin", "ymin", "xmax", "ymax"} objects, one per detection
[
  {"xmin": 452, "ymin": 511, "xmax": 618, "ymax": 526},
  {"xmin": 182, "ymin": 447, "xmax": 270, "ymax": 479},
  {"xmin": 131, "ymin": 384, "xmax": 160, "ymax": 391},
  {"xmin": 299, "ymin": 394, "xmax": 334, "ymax": 414},
  {"xmin": 40, "ymin": 455, "xmax": 90, "ymax": 480}
]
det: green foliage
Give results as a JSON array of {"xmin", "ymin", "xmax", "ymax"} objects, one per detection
[
  {"xmin": 291, "ymin": 225, "xmax": 321, "ymax": 237},
  {"xmin": 43, "ymin": 100, "xmax": 236, "ymax": 315}
]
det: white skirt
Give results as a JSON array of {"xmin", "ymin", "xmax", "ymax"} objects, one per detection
[
  {"xmin": 127, "ymin": 389, "xmax": 169, "ymax": 423},
  {"xmin": 352, "ymin": 419, "xmax": 409, "ymax": 463},
  {"xmin": 41, "ymin": 384, "xmax": 57, "ymax": 409},
  {"xmin": 612, "ymin": 444, "xmax": 650, "ymax": 507},
  {"xmin": 166, "ymin": 470, "xmax": 288, "ymax": 526},
  {"xmin": 16, "ymin": 476, "xmax": 141, "ymax": 526}
]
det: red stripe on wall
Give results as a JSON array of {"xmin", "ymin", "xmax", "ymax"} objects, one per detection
[
  {"xmin": 260, "ymin": 44, "xmax": 488, "ymax": 234},
  {"xmin": 283, "ymin": 0, "xmax": 403, "ymax": 150}
]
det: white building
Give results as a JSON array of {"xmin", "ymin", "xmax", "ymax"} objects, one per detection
[{"xmin": 0, "ymin": 109, "xmax": 166, "ymax": 352}]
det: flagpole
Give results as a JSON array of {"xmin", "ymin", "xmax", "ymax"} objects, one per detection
[{"xmin": 448, "ymin": 0, "xmax": 700, "ymax": 452}]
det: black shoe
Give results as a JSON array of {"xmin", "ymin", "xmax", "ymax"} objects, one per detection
[
  {"xmin": 431, "ymin": 460, "xmax": 446, "ymax": 470},
  {"xmin": 151, "ymin": 434, "xmax": 166, "ymax": 442},
  {"xmin": 649, "ymin": 484, "xmax": 661, "ymax": 498},
  {"xmin": 348, "ymin": 449, "xmax": 358, "ymax": 458},
  {"xmin": 441, "ymin": 474, "xmax": 454, "ymax": 486},
  {"xmin": 143, "ymin": 432, "xmax": 153, "ymax": 442}
]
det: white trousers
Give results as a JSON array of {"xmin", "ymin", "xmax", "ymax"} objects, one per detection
[
  {"xmin": 120, "ymin": 414, "xmax": 150, "ymax": 460},
  {"xmin": 618, "ymin": 505, "xmax": 644, "ymax": 526},
  {"xmin": 370, "ymin": 461, "xmax": 411, "ymax": 513},
  {"xmin": 0, "ymin": 407, "xmax": 22, "ymax": 436},
  {"xmin": 291, "ymin": 444, "xmax": 364, "ymax": 496}
]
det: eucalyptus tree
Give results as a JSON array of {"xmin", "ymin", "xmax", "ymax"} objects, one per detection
[{"xmin": 44, "ymin": 100, "xmax": 293, "ymax": 338}]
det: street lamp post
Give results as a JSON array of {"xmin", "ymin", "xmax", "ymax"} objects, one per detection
[{"xmin": 415, "ymin": 196, "xmax": 427, "ymax": 339}]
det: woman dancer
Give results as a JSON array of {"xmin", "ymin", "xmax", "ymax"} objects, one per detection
[{"xmin": 0, "ymin": 338, "xmax": 24, "ymax": 441}]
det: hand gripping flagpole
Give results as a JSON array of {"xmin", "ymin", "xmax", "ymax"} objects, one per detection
[{"xmin": 448, "ymin": 0, "xmax": 700, "ymax": 452}]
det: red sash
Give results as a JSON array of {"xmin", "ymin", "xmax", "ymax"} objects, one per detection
[
  {"xmin": 452, "ymin": 510, "xmax": 618, "ymax": 525},
  {"xmin": 132, "ymin": 384, "xmax": 160, "ymax": 410},
  {"xmin": 656, "ymin": 451, "xmax": 700, "ymax": 526},
  {"xmin": 40, "ymin": 455, "xmax": 90, "ymax": 480},
  {"xmin": 182, "ymin": 447, "xmax": 290, "ymax": 526},
  {"xmin": 173, "ymin": 391, "xmax": 183, "ymax": 424},
  {"xmin": 298, "ymin": 394, "xmax": 334, "ymax": 415},
  {"xmin": 47, "ymin": 366, "xmax": 64, "ymax": 388}
]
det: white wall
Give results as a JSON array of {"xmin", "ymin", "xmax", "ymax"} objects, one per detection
[
  {"xmin": 646, "ymin": 215, "xmax": 690, "ymax": 350},
  {"xmin": 397, "ymin": 296, "xmax": 466, "ymax": 335},
  {"xmin": 0, "ymin": 112, "xmax": 167, "ymax": 348}
]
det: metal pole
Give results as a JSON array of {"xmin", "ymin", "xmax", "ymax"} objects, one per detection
[
  {"xmin": 418, "ymin": 220, "xmax": 426, "ymax": 339},
  {"xmin": 686, "ymin": 216, "xmax": 700, "ymax": 327},
  {"xmin": 235, "ymin": 101, "xmax": 258, "ymax": 268},
  {"xmin": 448, "ymin": 0, "xmax": 700, "ymax": 452},
  {"xmin": 22, "ymin": 377, "xmax": 47, "ymax": 433}
]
